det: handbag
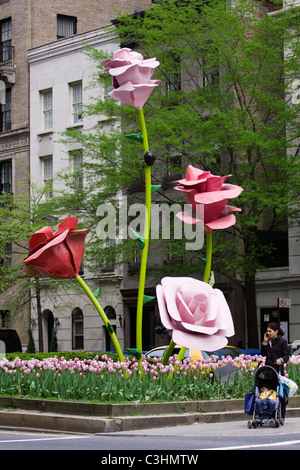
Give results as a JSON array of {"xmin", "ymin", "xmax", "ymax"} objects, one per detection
[
  {"xmin": 244, "ymin": 393, "xmax": 255, "ymax": 415},
  {"xmin": 279, "ymin": 375, "xmax": 298, "ymax": 397}
]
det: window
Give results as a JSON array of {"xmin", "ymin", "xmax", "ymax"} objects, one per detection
[
  {"xmin": 102, "ymin": 238, "xmax": 115, "ymax": 273},
  {"xmin": 166, "ymin": 147, "xmax": 182, "ymax": 177},
  {"xmin": 70, "ymin": 150, "xmax": 83, "ymax": 189},
  {"xmin": 0, "ymin": 160, "xmax": 12, "ymax": 193},
  {"xmin": 71, "ymin": 82, "xmax": 83, "ymax": 124},
  {"xmin": 257, "ymin": 229, "xmax": 289, "ymax": 268},
  {"xmin": 0, "ymin": 18, "xmax": 12, "ymax": 62},
  {"xmin": 57, "ymin": 15, "xmax": 77, "ymax": 39},
  {"xmin": 202, "ymin": 53, "xmax": 219, "ymax": 88},
  {"xmin": 42, "ymin": 156, "xmax": 53, "ymax": 199},
  {"xmin": 0, "ymin": 88, "xmax": 11, "ymax": 132},
  {"xmin": 0, "ymin": 310, "xmax": 10, "ymax": 328},
  {"xmin": 0, "ymin": 242, "xmax": 12, "ymax": 266},
  {"xmin": 72, "ymin": 307, "xmax": 83, "ymax": 350},
  {"xmin": 41, "ymin": 90, "xmax": 53, "ymax": 130}
]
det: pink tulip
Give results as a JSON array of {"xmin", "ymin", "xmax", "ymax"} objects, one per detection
[
  {"xmin": 156, "ymin": 276, "xmax": 234, "ymax": 351},
  {"xmin": 102, "ymin": 48, "xmax": 160, "ymax": 109},
  {"xmin": 174, "ymin": 165, "xmax": 243, "ymax": 233}
]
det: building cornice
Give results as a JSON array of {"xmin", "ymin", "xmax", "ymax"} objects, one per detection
[{"xmin": 27, "ymin": 27, "xmax": 118, "ymax": 64}]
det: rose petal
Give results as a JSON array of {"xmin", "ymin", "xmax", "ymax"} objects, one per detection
[
  {"xmin": 29, "ymin": 226, "xmax": 54, "ymax": 250},
  {"xmin": 205, "ymin": 214, "xmax": 237, "ymax": 232},
  {"xmin": 181, "ymin": 321, "xmax": 219, "ymax": 335},
  {"xmin": 110, "ymin": 63, "xmax": 155, "ymax": 87},
  {"xmin": 177, "ymin": 292, "xmax": 198, "ymax": 324},
  {"xmin": 215, "ymin": 289, "xmax": 235, "ymax": 336},
  {"xmin": 163, "ymin": 284, "xmax": 183, "ymax": 322},
  {"xmin": 110, "ymin": 81, "xmax": 160, "ymax": 109},
  {"xmin": 156, "ymin": 285, "xmax": 176, "ymax": 330},
  {"xmin": 172, "ymin": 328, "xmax": 228, "ymax": 351},
  {"xmin": 65, "ymin": 229, "xmax": 90, "ymax": 274},
  {"xmin": 194, "ymin": 183, "xmax": 243, "ymax": 205},
  {"xmin": 54, "ymin": 216, "xmax": 78, "ymax": 236},
  {"xmin": 176, "ymin": 211, "xmax": 200, "ymax": 225}
]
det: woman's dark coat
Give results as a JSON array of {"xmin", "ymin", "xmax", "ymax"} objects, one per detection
[{"xmin": 261, "ymin": 336, "xmax": 290, "ymax": 374}]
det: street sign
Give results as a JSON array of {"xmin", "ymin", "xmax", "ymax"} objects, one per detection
[{"xmin": 278, "ymin": 298, "xmax": 291, "ymax": 308}]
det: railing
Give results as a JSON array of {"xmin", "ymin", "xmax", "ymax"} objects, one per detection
[{"xmin": 0, "ymin": 45, "xmax": 14, "ymax": 67}]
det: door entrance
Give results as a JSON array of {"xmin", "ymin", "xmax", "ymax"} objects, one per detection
[{"xmin": 260, "ymin": 307, "xmax": 289, "ymax": 343}]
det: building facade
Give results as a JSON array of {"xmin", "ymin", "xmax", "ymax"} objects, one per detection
[
  {"xmin": 28, "ymin": 28, "xmax": 125, "ymax": 353},
  {"xmin": 0, "ymin": 0, "xmax": 153, "ymax": 348}
]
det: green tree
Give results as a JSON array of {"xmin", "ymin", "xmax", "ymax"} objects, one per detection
[
  {"xmin": 0, "ymin": 183, "xmax": 82, "ymax": 351},
  {"xmin": 54, "ymin": 0, "xmax": 300, "ymax": 347}
]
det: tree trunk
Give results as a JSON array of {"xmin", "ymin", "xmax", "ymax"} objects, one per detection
[
  {"xmin": 35, "ymin": 284, "xmax": 44, "ymax": 352},
  {"xmin": 244, "ymin": 273, "xmax": 259, "ymax": 348}
]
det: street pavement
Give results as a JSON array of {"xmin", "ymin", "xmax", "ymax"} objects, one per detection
[{"xmin": 0, "ymin": 418, "xmax": 300, "ymax": 451}]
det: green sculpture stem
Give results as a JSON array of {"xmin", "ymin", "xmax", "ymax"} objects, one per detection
[
  {"xmin": 136, "ymin": 108, "xmax": 152, "ymax": 365},
  {"xmin": 203, "ymin": 232, "xmax": 213, "ymax": 283},
  {"xmin": 163, "ymin": 232, "xmax": 213, "ymax": 367},
  {"xmin": 75, "ymin": 275, "xmax": 125, "ymax": 363}
]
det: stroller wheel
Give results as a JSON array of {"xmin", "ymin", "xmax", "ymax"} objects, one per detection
[
  {"xmin": 247, "ymin": 421, "xmax": 252, "ymax": 429},
  {"xmin": 269, "ymin": 419, "xmax": 275, "ymax": 428}
]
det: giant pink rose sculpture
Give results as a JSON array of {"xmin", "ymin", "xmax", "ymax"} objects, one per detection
[
  {"xmin": 175, "ymin": 165, "xmax": 243, "ymax": 232},
  {"xmin": 156, "ymin": 277, "xmax": 234, "ymax": 351},
  {"xmin": 102, "ymin": 48, "xmax": 160, "ymax": 109}
]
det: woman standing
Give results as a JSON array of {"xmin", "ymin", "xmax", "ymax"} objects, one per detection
[{"xmin": 261, "ymin": 322, "xmax": 290, "ymax": 374}]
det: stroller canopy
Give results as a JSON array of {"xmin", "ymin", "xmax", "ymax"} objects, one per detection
[{"xmin": 254, "ymin": 365, "xmax": 280, "ymax": 391}]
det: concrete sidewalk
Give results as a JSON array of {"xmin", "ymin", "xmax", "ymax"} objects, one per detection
[{"xmin": 0, "ymin": 395, "xmax": 299, "ymax": 435}]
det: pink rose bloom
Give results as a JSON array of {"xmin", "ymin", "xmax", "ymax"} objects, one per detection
[
  {"xmin": 174, "ymin": 165, "xmax": 243, "ymax": 232},
  {"xmin": 156, "ymin": 277, "xmax": 235, "ymax": 351},
  {"xmin": 102, "ymin": 48, "xmax": 160, "ymax": 109}
]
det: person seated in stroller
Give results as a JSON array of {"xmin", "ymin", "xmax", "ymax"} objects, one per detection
[{"xmin": 255, "ymin": 384, "xmax": 276, "ymax": 423}]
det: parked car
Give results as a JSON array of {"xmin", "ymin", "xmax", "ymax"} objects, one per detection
[
  {"xmin": 210, "ymin": 346, "xmax": 245, "ymax": 359},
  {"xmin": 289, "ymin": 342, "xmax": 300, "ymax": 356},
  {"xmin": 145, "ymin": 345, "xmax": 210, "ymax": 361},
  {"xmin": 0, "ymin": 328, "xmax": 22, "ymax": 353},
  {"xmin": 145, "ymin": 344, "xmax": 245, "ymax": 361}
]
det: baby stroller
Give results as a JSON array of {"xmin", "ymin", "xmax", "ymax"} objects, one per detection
[{"xmin": 246, "ymin": 365, "xmax": 288, "ymax": 429}]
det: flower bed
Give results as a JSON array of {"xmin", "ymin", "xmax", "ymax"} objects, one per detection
[{"xmin": 0, "ymin": 353, "xmax": 299, "ymax": 403}]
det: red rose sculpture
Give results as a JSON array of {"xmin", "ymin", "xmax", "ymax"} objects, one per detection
[
  {"xmin": 102, "ymin": 48, "xmax": 160, "ymax": 109},
  {"xmin": 175, "ymin": 165, "xmax": 243, "ymax": 232},
  {"xmin": 23, "ymin": 217, "xmax": 90, "ymax": 279}
]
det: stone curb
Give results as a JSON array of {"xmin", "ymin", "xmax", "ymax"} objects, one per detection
[{"xmin": 0, "ymin": 396, "xmax": 299, "ymax": 434}]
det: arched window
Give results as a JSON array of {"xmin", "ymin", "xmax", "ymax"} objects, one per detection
[
  {"xmin": 72, "ymin": 307, "xmax": 83, "ymax": 350},
  {"xmin": 104, "ymin": 306, "xmax": 116, "ymax": 320}
]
